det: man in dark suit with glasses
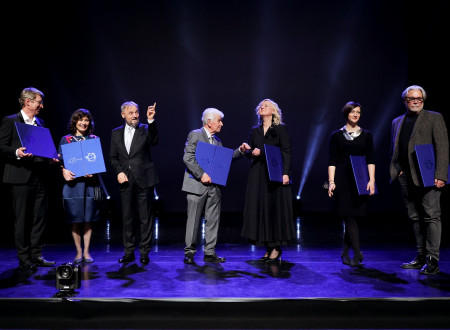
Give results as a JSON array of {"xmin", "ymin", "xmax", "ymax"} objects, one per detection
[{"xmin": 0, "ymin": 87, "xmax": 57, "ymax": 271}]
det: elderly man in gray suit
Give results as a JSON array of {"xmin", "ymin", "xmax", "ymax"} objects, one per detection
[
  {"xmin": 390, "ymin": 85, "xmax": 449, "ymax": 275},
  {"xmin": 182, "ymin": 108, "xmax": 248, "ymax": 264}
]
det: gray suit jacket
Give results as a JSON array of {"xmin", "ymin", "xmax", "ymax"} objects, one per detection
[
  {"xmin": 390, "ymin": 110, "xmax": 449, "ymax": 186},
  {"xmin": 182, "ymin": 127, "xmax": 242, "ymax": 195}
]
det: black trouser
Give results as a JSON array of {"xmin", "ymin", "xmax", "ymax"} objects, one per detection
[
  {"xmin": 11, "ymin": 175, "xmax": 48, "ymax": 262},
  {"xmin": 120, "ymin": 172, "xmax": 154, "ymax": 256}
]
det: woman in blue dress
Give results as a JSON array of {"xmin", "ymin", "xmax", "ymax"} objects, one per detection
[{"xmin": 58, "ymin": 109, "xmax": 101, "ymax": 264}]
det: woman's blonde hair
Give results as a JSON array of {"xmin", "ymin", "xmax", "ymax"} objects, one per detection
[{"xmin": 255, "ymin": 99, "xmax": 284, "ymax": 125}]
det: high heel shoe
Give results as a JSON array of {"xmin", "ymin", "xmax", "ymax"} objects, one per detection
[
  {"xmin": 266, "ymin": 247, "xmax": 282, "ymax": 263},
  {"xmin": 341, "ymin": 253, "xmax": 351, "ymax": 266},
  {"xmin": 259, "ymin": 247, "xmax": 272, "ymax": 262},
  {"xmin": 351, "ymin": 252, "xmax": 363, "ymax": 267}
]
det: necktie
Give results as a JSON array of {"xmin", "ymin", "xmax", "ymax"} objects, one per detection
[
  {"xmin": 210, "ymin": 136, "xmax": 215, "ymax": 145},
  {"xmin": 126, "ymin": 127, "xmax": 133, "ymax": 154}
]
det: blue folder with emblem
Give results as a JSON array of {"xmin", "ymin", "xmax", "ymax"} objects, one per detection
[
  {"xmin": 415, "ymin": 144, "xmax": 450, "ymax": 187},
  {"xmin": 350, "ymin": 155, "xmax": 378, "ymax": 195},
  {"xmin": 195, "ymin": 141, "xmax": 233, "ymax": 186},
  {"xmin": 61, "ymin": 138, "xmax": 106, "ymax": 178},
  {"xmin": 15, "ymin": 122, "xmax": 58, "ymax": 159},
  {"xmin": 264, "ymin": 144, "xmax": 284, "ymax": 182}
]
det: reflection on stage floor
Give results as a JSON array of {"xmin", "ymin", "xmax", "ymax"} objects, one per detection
[
  {"xmin": 1, "ymin": 212, "xmax": 450, "ymax": 329},
  {"xmin": 1, "ymin": 212, "xmax": 449, "ymax": 299}
]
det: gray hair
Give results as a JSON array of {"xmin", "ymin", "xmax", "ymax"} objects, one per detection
[
  {"xmin": 202, "ymin": 108, "xmax": 224, "ymax": 125},
  {"xmin": 121, "ymin": 101, "xmax": 139, "ymax": 112},
  {"xmin": 401, "ymin": 85, "xmax": 427, "ymax": 101},
  {"xmin": 18, "ymin": 87, "xmax": 44, "ymax": 108}
]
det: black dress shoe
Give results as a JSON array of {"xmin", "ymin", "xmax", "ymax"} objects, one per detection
[
  {"xmin": 118, "ymin": 254, "xmax": 135, "ymax": 263},
  {"xmin": 204, "ymin": 254, "xmax": 225, "ymax": 263},
  {"xmin": 420, "ymin": 257, "xmax": 440, "ymax": 275},
  {"xmin": 140, "ymin": 255, "xmax": 150, "ymax": 264},
  {"xmin": 184, "ymin": 253, "xmax": 194, "ymax": 264},
  {"xmin": 32, "ymin": 256, "xmax": 56, "ymax": 267},
  {"xmin": 401, "ymin": 255, "xmax": 425, "ymax": 269},
  {"xmin": 19, "ymin": 260, "xmax": 37, "ymax": 271}
]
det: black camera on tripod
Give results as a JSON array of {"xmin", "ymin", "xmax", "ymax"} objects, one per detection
[{"xmin": 55, "ymin": 263, "xmax": 81, "ymax": 291}]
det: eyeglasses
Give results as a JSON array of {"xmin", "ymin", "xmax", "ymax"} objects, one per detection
[
  {"xmin": 405, "ymin": 97, "xmax": 423, "ymax": 103},
  {"xmin": 29, "ymin": 98, "xmax": 43, "ymax": 105}
]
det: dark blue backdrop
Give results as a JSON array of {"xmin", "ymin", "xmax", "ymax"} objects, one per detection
[{"xmin": 1, "ymin": 0, "xmax": 448, "ymax": 217}]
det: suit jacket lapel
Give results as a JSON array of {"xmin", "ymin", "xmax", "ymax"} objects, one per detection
[
  {"xmin": 17, "ymin": 112, "xmax": 25, "ymax": 123},
  {"xmin": 128, "ymin": 123, "xmax": 142, "ymax": 156},
  {"xmin": 213, "ymin": 135, "xmax": 221, "ymax": 146},
  {"xmin": 393, "ymin": 115, "xmax": 405, "ymax": 151},
  {"xmin": 16, "ymin": 112, "xmax": 42, "ymax": 126},
  {"xmin": 117, "ymin": 125, "xmax": 126, "ymax": 153},
  {"xmin": 201, "ymin": 127, "xmax": 209, "ymax": 143}
]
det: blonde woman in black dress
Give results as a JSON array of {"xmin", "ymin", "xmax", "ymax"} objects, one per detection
[{"xmin": 241, "ymin": 99, "xmax": 295, "ymax": 262}]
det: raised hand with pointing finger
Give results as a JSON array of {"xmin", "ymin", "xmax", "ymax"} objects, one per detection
[{"xmin": 147, "ymin": 102, "xmax": 156, "ymax": 121}]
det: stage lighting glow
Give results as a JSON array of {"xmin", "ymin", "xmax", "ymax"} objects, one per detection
[
  {"xmin": 154, "ymin": 218, "xmax": 159, "ymax": 240},
  {"xmin": 105, "ymin": 220, "xmax": 111, "ymax": 241},
  {"xmin": 201, "ymin": 217, "xmax": 205, "ymax": 239},
  {"xmin": 297, "ymin": 121, "xmax": 328, "ymax": 198},
  {"xmin": 154, "ymin": 187, "xmax": 159, "ymax": 200}
]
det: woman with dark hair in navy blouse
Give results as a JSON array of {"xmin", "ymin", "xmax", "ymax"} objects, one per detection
[{"xmin": 58, "ymin": 109, "xmax": 101, "ymax": 264}]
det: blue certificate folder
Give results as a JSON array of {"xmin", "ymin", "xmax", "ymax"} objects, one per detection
[
  {"xmin": 194, "ymin": 141, "xmax": 233, "ymax": 186},
  {"xmin": 415, "ymin": 144, "xmax": 450, "ymax": 187},
  {"xmin": 15, "ymin": 122, "xmax": 58, "ymax": 159},
  {"xmin": 350, "ymin": 155, "xmax": 377, "ymax": 195},
  {"xmin": 264, "ymin": 144, "xmax": 283, "ymax": 182},
  {"xmin": 61, "ymin": 138, "xmax": 106, "ymax": 178}
]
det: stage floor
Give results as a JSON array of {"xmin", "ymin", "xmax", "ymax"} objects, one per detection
[{"xmin": 1, "ymin": 211, "xmax": 450, "ymax": 329}]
